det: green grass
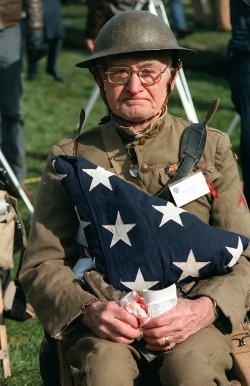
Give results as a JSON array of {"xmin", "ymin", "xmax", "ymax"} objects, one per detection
[{"xmin": 0, "ymin": 2, "xmax": 242, "ymax": 384}]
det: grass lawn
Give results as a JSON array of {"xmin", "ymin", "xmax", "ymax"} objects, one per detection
[{"xmin": 0, "ymin": 2, "xmax": 242, "ymax": 384}]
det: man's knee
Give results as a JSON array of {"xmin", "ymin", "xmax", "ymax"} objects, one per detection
[
  {"xmin": 158, "ymin": 327, "xmax": 233, "ymax": 386},
  {"xmin": 68, "ymin": 339, "xmax": 140, "ymax": 386}
]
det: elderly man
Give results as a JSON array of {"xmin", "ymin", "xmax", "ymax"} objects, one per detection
[{"xmin": 20, "ymin": 10, "xmax": 250, "ymax": 386}]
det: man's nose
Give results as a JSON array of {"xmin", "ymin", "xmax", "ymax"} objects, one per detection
[{"xmin": 126, "ymin": 72, "xmax": 144, "ymax": 93}]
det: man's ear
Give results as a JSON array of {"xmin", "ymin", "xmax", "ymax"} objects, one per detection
[
  {"xmin": 167, "ymin": 69, "xmax": 178, "ymax": 97},
  {"xmin": 89, "ymin": 65, "xmax": 109, "ymax": 106},
  {"xmin": 165, "ymin": 69, "xmax": 178, "ymax": 103}
]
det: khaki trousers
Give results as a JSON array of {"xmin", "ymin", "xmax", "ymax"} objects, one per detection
[{"xmin": 63, "ymin": 324, "xmax": 234, "ymax": 386}]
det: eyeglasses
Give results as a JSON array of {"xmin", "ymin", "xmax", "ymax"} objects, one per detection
[{"xmin": 104, "ymin": 65, "xmax": 169, "ymax": 85}]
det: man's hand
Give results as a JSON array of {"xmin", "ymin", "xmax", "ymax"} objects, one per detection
[
  {"xmin": 142, "ymin": 297, "xmax": 216, "ymax": 351},
  {"xmin": 82, "ymin": 301, "xmax": 142, "ymax": 344},
  {"xmin": 86, "ymin": 39, "xmax": 95, "ymax": 53}
]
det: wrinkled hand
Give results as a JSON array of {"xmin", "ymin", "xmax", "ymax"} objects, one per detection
[
  {"xmin": 142, "ymin": 297, "xmax": 216, "ymax": 351},
  {"xmin": 82, "ymin": 301, "xmax": 142, "ymax": 344}
]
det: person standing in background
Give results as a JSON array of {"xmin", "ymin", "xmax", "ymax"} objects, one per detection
[
  {"xmin": 228, "ymin": 0, "xmax": 250, "ymax": 207},
  {"xmin": 85, "ymin": 0, "xmax": 133, "ymax": 53},
  {"xmin": 27, "ymin": 0, "xmax": 65, "ymax": 81},
  {"xmin": 192, "ymin": 0, "xmax": 231, "ymax": 31},
  {"xmin": 168, "ymin": 0, "xmax": 193, "ymax": 38},
  {"xmin": 0, "ymin": 0, "xmax": 44, "ymax": 190}
]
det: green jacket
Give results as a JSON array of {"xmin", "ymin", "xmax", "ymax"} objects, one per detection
[{"xmin": 19, "ymin": 110, "xmax": 250, "ymax": 339}]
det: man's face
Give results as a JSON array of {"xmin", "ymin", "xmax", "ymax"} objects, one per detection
[{"xmin": 102, "ymin": 56, "xmax": 177, "ymax": 129}]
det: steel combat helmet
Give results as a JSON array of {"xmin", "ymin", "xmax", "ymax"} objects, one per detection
[{"xmin": 76, "ymin": 10, "xmax": 195, "ymax": 68}]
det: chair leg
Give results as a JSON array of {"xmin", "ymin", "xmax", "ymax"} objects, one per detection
[{"xmin": 0, "ymin": 280, "xmax": 11, "ymax": 379}]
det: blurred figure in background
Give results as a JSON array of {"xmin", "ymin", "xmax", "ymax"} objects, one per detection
[
  {"xmin": 228, "ymin": 0, "xmax": 250, "ymax": 207},
  {"xmin": 192, "ymin": 0, "xmax": 231, "ymax": 31},
  {"xmin": 168, "ymin": 0, "xmax": 193, "ymax": 38},
  {"xmin": 0, "ymin": 0, "xmax": 44, "ymax": 189},
  {"xmin": 85, "ymin": 0, "xmax": 133, "ymax": 53},
  {"xmin": 27, "ymin": 0, "xmax": 65, "ymax": 81},
  {"xmin": 192, "ymin": 0, "xmax": 212, "ymax": 29},
  {"xmin": 216, "ymin": 0, "xmax": 231, "ymax": 31}
]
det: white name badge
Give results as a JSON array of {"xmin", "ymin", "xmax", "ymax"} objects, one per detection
[{"xmin": 169, "ymin": 171, "xmax": 210, "ymax": 207}]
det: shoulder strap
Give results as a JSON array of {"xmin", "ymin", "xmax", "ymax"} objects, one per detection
[{"xmin": 157, "ymin": 99, "xmax": 220, "ymax": 200}]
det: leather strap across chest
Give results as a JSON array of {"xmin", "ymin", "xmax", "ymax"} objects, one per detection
[{"xmin": 157, "ymin": 99, "xmax": 220, "ymax": 200}]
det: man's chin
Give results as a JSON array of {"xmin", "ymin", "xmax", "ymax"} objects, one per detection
[
  {"xmin": 118, "ymin": 108, "xmax": 154, "ymax": 122},
  {"xmin": 120, "ymin": 114, "xmax": 154, "ymax": 123}
]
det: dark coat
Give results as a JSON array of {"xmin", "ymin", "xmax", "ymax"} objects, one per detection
[
  {"xmin": 85, "ymin": 0, "xmax": 133, "ymax": 39},
  {"xmin": 42, "ymin": 0, "xmax": 64, "ymax": 40}
]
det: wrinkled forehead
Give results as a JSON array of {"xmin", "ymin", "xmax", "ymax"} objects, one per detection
[{"xmin": 102, "ymin": 51, "xmax": 173, "ymax": 68}]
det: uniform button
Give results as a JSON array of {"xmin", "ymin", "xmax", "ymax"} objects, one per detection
[
  {"xmin": 139, "ymin": 136, "xmax": 147, "ymax": 146},
  {"xmin": 141, "ymin": 163, "xmax": 150, "ymax": 174}
]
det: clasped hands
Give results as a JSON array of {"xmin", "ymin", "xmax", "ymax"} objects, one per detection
[{"xmin": 82, "ymin": 296, "xmax": 216, "ymax": 351}]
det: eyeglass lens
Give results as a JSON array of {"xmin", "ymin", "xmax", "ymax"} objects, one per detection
[{"xmin": 106, "ymin": 66, "xmax": 165, "ymax": 84}]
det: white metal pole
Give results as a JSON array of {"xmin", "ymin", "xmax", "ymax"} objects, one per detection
[
  {"xmin": 0, "ymin": 150, "xmax": 34, "ymax": 213},
  {"xmin": 145, "ymin": 0, "xmax": 198, "ymax": 123},
  {"xmin": 83, "ymin": 85, "xmax": 100, "ymax": 124},
  {"xmin": 226, "ymin": 113, "xmax": 240, "ymax": 137}
]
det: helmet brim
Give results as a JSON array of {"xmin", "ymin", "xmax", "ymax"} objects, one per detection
[{"xmin": 76, "ymin": 47, "xmax": 196, "ymax": 69}]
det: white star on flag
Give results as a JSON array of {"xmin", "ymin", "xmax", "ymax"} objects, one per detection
[
  {"xmin": 152, "ymin": 202, "xmax": 186, "ymax": 227},
  {"xmin": 79, "ymin": 219, "xmax": 91, "ymax": 229},
  {"xmin": 82, "ymin": 166, "xmax": 114, "ymax": 191},
  {"xmin": 102, "ymin": 211, "xmax": 136, "ymax": 247},
  {"xmin": 75, "ymin": 207, "xmax": 91, "ymax": 229},
  {"xmin": 173, "ymin": 249, "xmax": 211, "ymax": 282},
  {"xmin": 121, "ymin": 268, "xmax": 159, "ymax": 291},
  {"xmin": 226, "ymin": 236, "xmax": 243, "ymax": 267}
]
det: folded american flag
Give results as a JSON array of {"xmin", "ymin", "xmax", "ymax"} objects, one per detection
[{"xmin": 53, "ymin": 155, "xmax": 249, "ymax": 292}]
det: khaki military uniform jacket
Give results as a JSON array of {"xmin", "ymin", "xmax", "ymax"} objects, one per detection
[{"xmin": 19, "ymin": 111, "xmax": 250, "ymax": 339}]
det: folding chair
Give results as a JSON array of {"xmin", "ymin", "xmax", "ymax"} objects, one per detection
[
  {"xmin": 57, "ymin": 340, "xmax": 76, "ymax": 386},
  {"xmin": 0, "ymin": 279, "xmax": 11, "ymax": 379}
]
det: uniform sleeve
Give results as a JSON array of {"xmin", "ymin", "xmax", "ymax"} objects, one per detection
[
  {"xmin": 19, "ymin": 143, "xmax": 98, "ymax": 339},
  {"xmin": 210, "ymin": 132, "xmax": 250, "ymax": 244},
  {"xmin": 189, "ymin": 132, "xmax": 250, "ymax": 332}
]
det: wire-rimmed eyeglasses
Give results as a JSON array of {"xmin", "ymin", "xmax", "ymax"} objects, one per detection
[{"xmin": 104, "ymin": 65, "xmax": 169, "ymax": 85}]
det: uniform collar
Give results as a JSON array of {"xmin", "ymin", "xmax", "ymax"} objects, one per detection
[{"xmin": 112, "ymin": 106, "xmax": 171, "ymax": 140}]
